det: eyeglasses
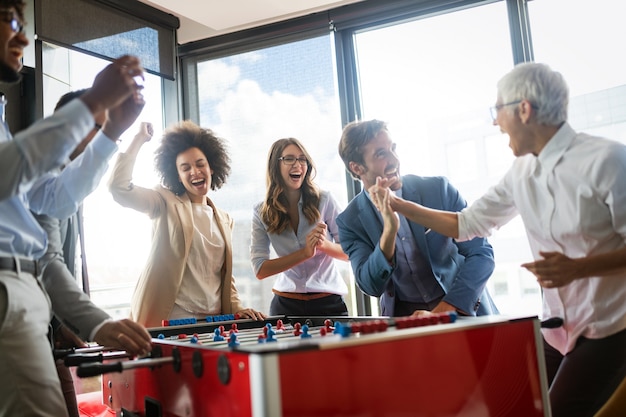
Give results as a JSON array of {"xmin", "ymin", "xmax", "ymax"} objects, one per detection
[
  {"xmin": 0, "ymin": 10, "xmax": 23, "ymax": 34},
  {"xmin": 279, "ymin": 156, "xmax": 308, "ymax": 166},
  {"xmin": 489, "ymin": 100, "xmax": 522, "ymax": 122}
]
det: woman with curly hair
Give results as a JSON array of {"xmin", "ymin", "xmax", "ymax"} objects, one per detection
[
  {"xmin": 109, "ymin": 120, "xmax": 265, "ymax": 327},
  {"xmin": 251, "ymin": 138, "xmax": 349, "ymax": 316}
]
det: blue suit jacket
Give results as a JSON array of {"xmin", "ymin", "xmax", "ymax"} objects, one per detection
[{"xmin": 336, "ymin": 175, "xmax": 498, "ymax": 316}]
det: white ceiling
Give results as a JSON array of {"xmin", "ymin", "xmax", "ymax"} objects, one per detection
[{"xmin": 137, "ymin": 0, "xmax": 364, "ymax": 44}]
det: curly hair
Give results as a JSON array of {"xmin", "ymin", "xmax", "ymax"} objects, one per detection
[
  {"xmin": 1, "ymin": 0, "xmax": 25, "ymax": 21},
  {"xmin": 154, "ymin": 120, "xmax": 231, "ymax": 196},
  {"xmin": 261, "ymin": 138, "xmax": 320, "ymax": 234}
]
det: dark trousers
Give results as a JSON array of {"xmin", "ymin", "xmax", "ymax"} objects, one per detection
[
  {"xmin": 543, "ymin": 327, "xmax": 626, "ymax": 417},
  {"xmin": 270, "ymin": 294, "xmax": 348, "ymax": 316},
  {"xmin": 393, "ymin": 295, "xmax": 444, "ymax": 317}
]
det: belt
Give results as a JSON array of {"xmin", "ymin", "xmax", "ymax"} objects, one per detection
[
  {"xmin": 0, "ymin": 257, "xmax": 41, "ymax": 276},
  {"xmin": 272, "ymin": 289, "xmax": 335, "ymax": 301}
]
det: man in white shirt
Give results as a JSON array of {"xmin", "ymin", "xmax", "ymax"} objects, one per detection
[{"xmin": 367, "ymin": 62, "xmax": 626, "ymax": 417}]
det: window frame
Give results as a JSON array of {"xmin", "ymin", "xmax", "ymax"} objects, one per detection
[{"xmin": 178, "ymin": 0, "xmax": 530, "ymax": 315}]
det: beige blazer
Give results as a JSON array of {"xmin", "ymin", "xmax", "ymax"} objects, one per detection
[{"xmin": 108, "ymin": 152, "xmax": 244, "ymax": 327}]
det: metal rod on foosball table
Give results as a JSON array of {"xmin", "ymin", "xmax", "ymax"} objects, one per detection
[
  {"xmin": 148, "ymin": 315, "xmax": 288, "ymax": 338},
  {"xmin": 76, "ymin": 356, "xmax": 174, "ymax": 378},
  {"xmin": 64, "ymin": 350, "xmax": 132, "ymax": 367},
  {"xmin": 53, "ymin": 345, "xmax": 117, "ymax": 360}
]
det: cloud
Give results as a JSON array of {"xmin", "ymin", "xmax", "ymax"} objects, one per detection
[
  {"xmin": 202, "ymin": 71, "xmax": 346, "ymax": 215},
  {"xmin": 197, "ymin": 60, "xmax": 242, "ymax": 100}
]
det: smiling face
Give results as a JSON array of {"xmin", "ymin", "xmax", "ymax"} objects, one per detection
[
  {"xmin": 176, "ymin": 147, "xmax": 213, "ymax": 203},
  {"xmin": 492, "ymin": 97, "xmax": 535, "ymax": 157},
  {"xmin": 0, "ymin": 7, "xmax": 27, "ymax": 82},
  {"xmin": 350, "ymin": 129, "xmax": 401, "ymax": 191},
  {"xmin": 279, "ymin": 143, "xmax": 308, "ymax": 192}
]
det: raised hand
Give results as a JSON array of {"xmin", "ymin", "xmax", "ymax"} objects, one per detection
[
  {"xmin": 80, "ymin": 55, "xmax": 145, "ymax": 117},
  {"xmin": 141, "ymin": 122, "xmax": 154, "ymax": 140},
  {"xmin": 102, "ymin": 93, "xmax": 146, "ymax": 141},
  {"xmin": 124, "ymin": 121, "xmax": 155, "ymax": 157},
  {"xmin": 369, "ymin": 176, "xmax": 399, "ymax": 262},
  {"xmin": 369, "ymin": 176, "xmax": 399, "ymax": 233}
]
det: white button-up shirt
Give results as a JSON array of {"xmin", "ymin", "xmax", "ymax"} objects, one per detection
[
  {"xmin": 458, "ymin": 123, "xmax": 626, "ymax": 354},
  {"xmin": 251, "ymin": 190, "xmax": 348, "ymax": 295}
]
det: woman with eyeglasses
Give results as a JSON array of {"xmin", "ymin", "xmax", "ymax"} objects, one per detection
[
  {"xmin": 251, "ymin": 138, "xmax": 349, "ymax": 316},
  {"xmin": 109, "ymin": 120, "xmax": 265, "ymax": 327}
]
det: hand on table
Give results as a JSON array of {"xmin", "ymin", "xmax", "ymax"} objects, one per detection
[
  {"xmin": 94, "ymin": 318, "xmax": 152, "ymax": 357},
  {"xmin": 236, "ymin": 309, "xmax": 267, "ymax": 321}
]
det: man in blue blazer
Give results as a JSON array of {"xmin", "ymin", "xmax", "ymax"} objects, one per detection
[{"xmin": 336, "ymin": 119, "xmax": 497, "ymax": 317}]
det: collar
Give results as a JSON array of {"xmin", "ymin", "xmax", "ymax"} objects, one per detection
[{"xmin": 535, "ymin": 122, "xmax": 576, "ymax": 174}]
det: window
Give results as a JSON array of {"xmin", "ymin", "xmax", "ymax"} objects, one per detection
[
  {"xmin": 528, "ymin": 0, "xmax": 626, "ymax": 145},
  {"xmin": 189, "ymin": 34, "xmax": 354, "ymax": 314},
  {"xmin": 353, "ymin": 1, "xmax": 542, "ymax": 315},
  {"xmin": 42, "ymin": 44, "xmax": 163, "ymax": 319}
]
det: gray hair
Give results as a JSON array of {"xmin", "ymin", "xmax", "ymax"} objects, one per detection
[{"xmin": 497, "ymin": 62, "xmax": 569, "ymax": 126}]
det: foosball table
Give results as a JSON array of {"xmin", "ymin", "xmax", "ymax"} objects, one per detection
[{"xmin": 70, "ymin": 314, "xmax": 550, "ymax": 417}]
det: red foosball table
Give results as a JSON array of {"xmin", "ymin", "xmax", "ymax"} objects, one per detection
[{"xmin": 75, "ymin": 314, "xmax": 550, "ymax": 417}]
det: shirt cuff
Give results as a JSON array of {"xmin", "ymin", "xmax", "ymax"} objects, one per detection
[
  {"xmin": 92, "ymin": 131, "xmax": 119, "ymax": 157},
  {"xmin": 89, "ymin": 318, "xmax": 113, "ymax": 342}
]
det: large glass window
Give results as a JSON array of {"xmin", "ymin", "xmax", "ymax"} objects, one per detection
[
  {"xmin": 528, "ymin": 0, "xmax": 626, "ymax": 145},
  {"xmin": 192, "ymin": 34, "xmax": 353, "ymax": 314},
  {"xmin": 42, "ymin": 44, "xmax": 164, "ymax": 319},
  {"xmin": 354, "ymin": 1, "xmax": 542, "ymax": 315}
]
